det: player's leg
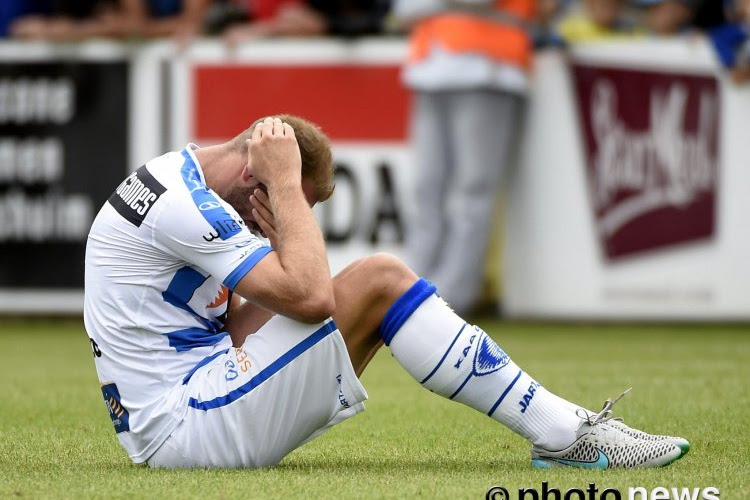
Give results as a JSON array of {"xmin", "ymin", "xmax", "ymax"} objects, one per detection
[
  {"xmin": 330, "ymin": 253, "xmax": 417, "ymax": 375},
  {"xmin": 331, "ymin": 254, "xmax": 688, "ymax": 469},
  {"xmin": 332, "ymin": 255, "xmax": 580, "ymax": 447}
]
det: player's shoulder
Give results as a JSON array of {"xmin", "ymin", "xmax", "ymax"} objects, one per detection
[
  {"xmin": 147, "ymin": 148, "xmax": 255, "ymax": 244},
  {"xmin": 143, "ymin": 148, "xmax": 194, "ymax": 192},
  {"xmin": 104, "ymin": 149, "xmax": 188, "ymax": 228}
]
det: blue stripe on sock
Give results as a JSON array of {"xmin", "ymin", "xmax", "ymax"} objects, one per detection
[
  {"xmin": 487, "ymin": 369, "xmax": 523, "ymax": 417},
  {"xmin": 449, "ymin": 372, "xmax": 473, "ymax": 400},
  {"xmin": 379, "ymin": 278, "xmax": 436, "ymax": 346},
  {"xmin": 421, "ymin": 323, "xmax": 467, "ymax": 384}
]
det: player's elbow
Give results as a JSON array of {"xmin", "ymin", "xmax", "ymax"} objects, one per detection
[{"xmin": 295, "ymin": 287, "xmax": 336, "ymax": 323}]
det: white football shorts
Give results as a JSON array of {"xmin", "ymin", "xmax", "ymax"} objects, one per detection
[{"xmin": 147, "ymin": 315, "xmax": 368, "ymax": 468}]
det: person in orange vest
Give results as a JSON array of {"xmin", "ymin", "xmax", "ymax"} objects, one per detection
[{"xmin": 395, "ymin": 0, "xmax": 536, "ymax": 315}]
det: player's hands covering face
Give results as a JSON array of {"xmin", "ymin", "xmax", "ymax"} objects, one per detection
[
  {"xmin": 249, "ymin": 186, "xmax": 278, "ymax": 245},
  {"xmin": 246, "ymin": 117, "xmax": 302, "ymax": 189}
]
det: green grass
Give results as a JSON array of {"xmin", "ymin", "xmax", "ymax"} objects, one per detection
[{"xmin": 1, "ymin": 319, "xmax": 749, "ymax": 499}]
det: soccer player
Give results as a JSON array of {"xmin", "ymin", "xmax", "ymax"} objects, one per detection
[{"xmin": 84, "ymin": 115, "xmax": 689, "ymax": 469}]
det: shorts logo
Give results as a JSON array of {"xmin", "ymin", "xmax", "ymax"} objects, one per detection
[
  {"xmin": 473, "ymin": 332, "xmax": 510, "ymax": 376},
  {"xmin": 108, "ymin": 166, "xmax": 166, "ymax": 227},
  {"xmin": 336, "ymin": 374, "xmax": 350, "ymax": 408},
  {"xmin": 101, "ymin": 383, "xmax": 130, "ymax": 433}
]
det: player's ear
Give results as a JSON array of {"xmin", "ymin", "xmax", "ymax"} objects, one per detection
[{"xmin": 241, "ymin": 164, "xmax": 252, "ymax": 182}]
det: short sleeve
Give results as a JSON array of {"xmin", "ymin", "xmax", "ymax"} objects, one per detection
[{"xmin": 152, "ymin": 193, "xmax": 272, "ymax": 291}]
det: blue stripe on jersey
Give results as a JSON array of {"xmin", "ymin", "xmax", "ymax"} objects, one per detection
[
  {"xmin": 187, "ymin": 320, "xmax": 337, "ymax": 411},
  {"xmin": 167, "ymin": 327, "xmax": 228, "ymax": 353},
  {"xmin": 180, "ymin": 149, "xmax": 242, "ymax": 240},
  {"xmin": 162, "ymin": 266, "xmax": 218, "ymax": 332},
  {"xmin": 183, "ymin": 348, "xmax": 230, "ymax": 384},
  {"xmin": 223, "ymin": 247, "xmax": 273, "ymax": 290}
]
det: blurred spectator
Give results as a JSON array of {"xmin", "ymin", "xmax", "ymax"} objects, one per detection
[
  {"xmin": 708, "ymin": 0, "xmax": 750, "ymax": 83},
  {"xmin": 533, "ymin": 0, "xmax": 571, "ymax": 46},
  {"xmin": 9, "ymin": 0, "xmax": 210, "ymax": 40},
  {"xmin": 636, "ymin": 0, "xmax": 695, "ymax": 35},
  {"xmin": 691, "ymin": 0, "xmax": 727, "ymax": 31},
  {"xmin": 558, "ymin": 0, "xmax": 640, "ymax": 43},
  {"xmin": 222, "ymin": 1, "xmax": 326, "ymax": 46},
  {"xmin": 307, "ymin": 0, "xmax": 391, "ymax": 36},
  {"xmin": 219, "ymin": 0, "xmax": 394, "ymax": 41},
  {"xmin": 394, "ymin": 0, "xmax": 534, "ymax": 315},
  {"xmin": 10, "ymin": 0, "xmax": 116, "ymax": 40},
  {"xmin": 1, "ymin": 1, "xmax": 49, "ymax": 37},
  {"xmin": 115, "ymin": 0, "xmax": 211, "ymax": 39}
]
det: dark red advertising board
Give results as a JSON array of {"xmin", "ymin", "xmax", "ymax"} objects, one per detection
[{"xmin": 571, "ymin": 64, "xmax": 719, "ymax": 260}]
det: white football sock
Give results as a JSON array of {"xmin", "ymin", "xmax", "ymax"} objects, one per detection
[{"xmin": 380, "ymin": 279, "xmax": 581, "ymax": 450}]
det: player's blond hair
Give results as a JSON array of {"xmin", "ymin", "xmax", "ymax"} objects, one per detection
[{"xmin": 231, "ymin": 114, "xmax": 335, "ymax": 202}]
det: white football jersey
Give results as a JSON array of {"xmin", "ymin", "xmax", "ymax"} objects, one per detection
[{"xmin": 84, "ymin": 144, "xmax": 272, "ymax": 463}]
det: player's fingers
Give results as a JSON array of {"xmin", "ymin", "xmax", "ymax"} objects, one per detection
[
  {"xmin": 250, "ymin": 190, "xmax": 274, "ymax": 225},
  {"xmin": 253, "ymin": 186, "xmax": 271, "ymax": 209},
  {"xmin": 282, "ymin": 122, "xmax": 295, "ymax": 138},
  {"xmin": 261, "ymin": 116, "xmax": 274, "ymax": 137},
  {"xmin": 252, "ymin": 208, "xmax": 276, "ymax": 240},
  {"xmin": 251, "ymin": 121, "xmax": 262, "ymax": 141},
  {"xmin": 272, "ymin": 117, "xmax": 284, "ymax": 136}
]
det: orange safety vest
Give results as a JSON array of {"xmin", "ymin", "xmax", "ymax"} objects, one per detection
[{"xmin": 408, "ymin": 0, "xmax": 535, "ymax": 70}]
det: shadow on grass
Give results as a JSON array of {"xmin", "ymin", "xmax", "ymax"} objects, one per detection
[{"xmin": 274, "ymin": 453, "xmax": 524, "ymax": 474}]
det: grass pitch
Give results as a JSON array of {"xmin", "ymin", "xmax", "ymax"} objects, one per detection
[{"xmin": 1, "ymin": 318, "xmax": 749, "ymax": 499}]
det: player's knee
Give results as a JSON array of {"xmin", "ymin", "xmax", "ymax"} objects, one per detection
[
  {"xmin": 333, "ymin": 253, "xmax": 419, "ymax": 308},
  {"xmin": 360, "ymin": 253, "xmax": 418, "ymax": 298}
]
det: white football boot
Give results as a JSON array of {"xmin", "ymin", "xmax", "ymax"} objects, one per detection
[{"xmin": 531, "ymin": 390, "xmax": 689, "ymax": 469}]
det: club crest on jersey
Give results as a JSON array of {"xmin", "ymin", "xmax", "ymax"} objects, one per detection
[
  {"xmin": 108, "ymin": 166, "xmax": 166, "ymax": 227},
  {"xmin": 101, "ymin": 383, "xmax": 130, "ymax": 433},
  {"xmin": 473, "ymin": 332, "xmax": 510, "ymax": 376}
]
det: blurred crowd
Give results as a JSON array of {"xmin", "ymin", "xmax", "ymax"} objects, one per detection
[
  {"xmin": 1, "ymin": 1, "xmax": 748, "ymax": 80},
  {"xmin": 547, "ymin": 0, "xmax": 750, "ymax": 82}
]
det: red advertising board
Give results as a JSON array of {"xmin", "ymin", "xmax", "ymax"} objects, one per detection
[
  {"xmin": 571, "ymin": 64, "xmax": 719, "ymax": 260},
  {"xmin": 193, "ymin": 65, "xmax": 410, "ymax": 142}
]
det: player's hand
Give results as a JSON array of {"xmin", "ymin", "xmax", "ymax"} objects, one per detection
[
  {"xmin": 249, "ymin": 185, "xmax": 278, "ymax": 245},
  {"xmin": 247, "ymin": 117, "xmax": 302, "ymax": 190}
]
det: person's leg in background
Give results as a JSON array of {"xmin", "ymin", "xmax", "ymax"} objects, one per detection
[
  {"xmin": 428, "ymin": 89, "xmax": 523, "ymax": 315},
  {"xmin": 405, "ymin": 90, "xmax": 453, "ymax": 279}
]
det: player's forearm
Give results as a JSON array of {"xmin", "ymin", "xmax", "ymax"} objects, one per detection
[
  {"xmin": 267, "ymin": 182, "xmax": 334, "ymax": 319},
  {"xmin": 226, "ymin": 299, "xmax": 275, "ymax": 346}
]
